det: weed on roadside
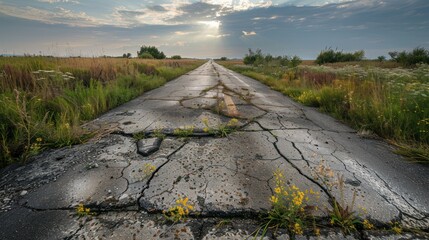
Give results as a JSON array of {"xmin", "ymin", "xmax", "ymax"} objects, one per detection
[
  {"xmin": 163, "ymin": 196, "xmax": 194, "ymax": 223},
  {"xmin": 173, "ymin": 126, "xmax": 194, "ymax": 138},
  {"xmin": 143, "ymin": 163, "xmax": 156, "ymax": 178},
  {"xmin": 153, "ymin": 127, "xmax": 166, "ymax": 140},
  {"xmin": 76, "ymin": 203, "xmax": 92, "ymax": 217},
  {"xmin": 314, "ymin": 161, "xmax": 361, "ymax": 234},
  {"xmin": 133, "ymin": 131, "xmax": 146, "ymax": 140},
  {"xmin": 389, "ymin": 221, "xmax": 403, "ymax": 234},
  {"xmin": 202, "ymin": 117, "xmax": 239, "ymax": 137},
  {"xmin": 216, "ymin": 219, "xmax": 232, "ymax": 229},
  {"xmin": 255, "ymin": 169, "xmax": 318, "ymax": 238}
]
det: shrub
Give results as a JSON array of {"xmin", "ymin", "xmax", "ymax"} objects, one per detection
[
  {"xmin": 243, "ymin": 48, "xmax": 263, "ymax": 65},
  {"xmin": 315, "ymin": 48, "xmax": 365, "ymax": 64},
  {"xmin": 170, "ymin": 55, "xmax": 182, "ymax": 59},
  {"xmin": 377, "ymin": 56, "xmax": 386, "ymax": 62},
  {"xmin": 389, "ymin": 47, "xmax": 429, "ymax": 66},
  {"xmin": 243, "ymin": 49, "xmax": 301, "ymax": 68},
  {"xmin": 138, "ymin": 52, "xmax": 154, "ymax": 59},
  {"xmin": 137, "ymin": 45, "xmax": 166, "ymax": 59}
]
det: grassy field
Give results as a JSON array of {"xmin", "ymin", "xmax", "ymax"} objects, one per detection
[
  {"xmin": 0, "ymin": 57, "xmax": 204, "ymax": 167},
  {"xmin": 219, "ymin": 60, "xmax": 429, "ymax": 162}
]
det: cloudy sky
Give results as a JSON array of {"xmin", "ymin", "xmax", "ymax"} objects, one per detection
[{"xmin": 0, "ymin": 0, "xmax": 428, "ymax": 59}]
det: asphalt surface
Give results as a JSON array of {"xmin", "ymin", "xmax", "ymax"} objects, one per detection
[{"xmin": 0, "ymin": 61, "xmax": 428, "ymax": 239}]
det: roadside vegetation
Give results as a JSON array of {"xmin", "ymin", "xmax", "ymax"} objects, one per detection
[
  {"xmin": 218, "ymin": 48, "xmax": 429, "ymax": 162},
  {"xmin": 315, "ymin": 48, "xmax": 365, "ymax": 64},
  {"xmin": 0, "ymin": 56, "xmax": 203, "ymax": 167}
]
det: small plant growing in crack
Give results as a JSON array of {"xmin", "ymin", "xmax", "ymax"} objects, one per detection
[
  {"xmin": 143, "ymin": 163, "xmax": 156, "ymax": 178},
  {"xmin": 76, "ymin": 203, "xmax": 92, "ymax": 217},
  {"xmin": 133, "ymin": 131, "xmax": 146, "ymax": 140},
  {"xmin": 163, "ymin": 196, "xmax": 194, "ymax": 223},
  {"xmin": 255, "ymin": 169, "xmax": 318, "ymax": 238},
  {"xmin": 314, "ymin": 161, "xmax": 361, "ymax": 234},
  {"xmin": 152, "ymin": 127, "xmax": 166, "ymax": 140},
  {"xmin": 362, "ymin": 219, "xmax": 375, "ymax": 230},
  {"xmin": 389, "ymin": 221, "xmax": 402, "ymax": 234},
  {"xmin": 173, "ymin": 126, "xmax": 194, "ymax": 138},
  {"xmin": 202, "ymin": 117, "xmax": 239, "ymax": 137},
  {"xmin": 216, "ymin": 219, "xmax": 232, "ymax": 229}
]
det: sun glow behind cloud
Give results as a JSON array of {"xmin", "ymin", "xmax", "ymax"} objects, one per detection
[{"xmin": 198, "ymin": 20, "xmax": 221, "ymax": 29}]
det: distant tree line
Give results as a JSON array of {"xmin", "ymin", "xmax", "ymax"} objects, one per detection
[
  {"xmin": 119, "ymin": 46, "xmax": 184, "ymax": 59},
  {"xmin": 313, "ymin": 46, "xmax": 429, "ymax": 67},
  {"xmin": 388, "ymin": 47, "xmax": 429, "ymax": 66},
  {"xmin": 243, "ymin": 48, "xmax": 302, "ymax": 68}
]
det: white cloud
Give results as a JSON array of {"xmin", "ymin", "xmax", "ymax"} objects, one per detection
[
  {"xmin": 206, "ymin": 33, "xmax": 230, "ymax": 38},
  {"xmin": 336, "ymin": 0, "xmax": 384, "ymax": 8},
  {"xmin": 38, "ymin": 0, "xmax": 80, "ymax": 4},
  {"xmin": 203, "ymin": 0, "xmax": 273, "ymax": 11},
  {"xmin": 0, "ymin": 0, "xmax": 276, "ymax": 28},
  {"xmin": 242, "ymin": 30, "xmax": 256, "ymax": 36},
  {"xmin": 283, "ymin": 0, "xmax": 354, "ymax": 7},
  {"xmin": 175, "ymin": 31, "xmax": 193, "ymax": 35},
  {"xmin": 0, "ymin": 4, "xmax": 105, "ymax": 27},
  {"xmin": 253, "ymin": 15, "xmax": 280, "ymax": 20}
]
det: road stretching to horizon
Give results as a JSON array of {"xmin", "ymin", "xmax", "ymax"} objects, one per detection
[{"xmin": 1, "ymin": 61, "xmax": 428, "ymax": 239}]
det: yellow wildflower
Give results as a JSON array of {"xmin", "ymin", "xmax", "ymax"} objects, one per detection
[
  {"xmin": 36, "ymin": 137, "xmax": 43, "ymax": 142},
  {"xmin": 292, "ymin": 191, "xmax": 305, "ymax": 206},
  {"xmin": 270, "ymin": 195, "xmax": 279, "ymax": 204},
  {"xmin": 293, "ymin": 223, "xmax": 303, "ymax": 235},
  {"xmin": 227, "ymin": 118, "xmax": 239, "ymax": 126},
  {"xmin": 392, "ymin": 226, "xmax": 402, "ymax": 234},
  {"xmin": 363, "ymin": 219, "xmax": 374, "ymax": 230},
  {"xmin": 274, "ymin": 187, "xmax": 281, "ymax": 194},
  {"xmin": 177, "ymin": 206, "xmax": 185, "ymax": 216}
]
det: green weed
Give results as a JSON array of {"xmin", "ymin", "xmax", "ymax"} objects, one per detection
[
  {"xmin": 143, "ymin": 163, "xmax": 156, "ymax": 177},
  {"xmin": 152, "ymin": 127, "xmax": 166, "ymax": 140},
  {"xmin": 133, "ymin": 131, "xmax": 146, "ymax": 140},
  {"xmin": 315, "ymin": 161, "xmax": 361, "ymax": 234},
  {"xmin": 202, "ymin": 117, "xmax": 239, "ymax": 137},
  {"xmin": 173, "ymin": 126, "xmax": 194, "ymax": 138}
]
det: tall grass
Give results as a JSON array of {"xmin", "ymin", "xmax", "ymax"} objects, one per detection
[
  {"xmin": 0, "ymin": 57, "xmax": 203, "ymax": 167},
  {"xmin": 219, "ymin": 61, "xmax": 429, "ymax": 162}
]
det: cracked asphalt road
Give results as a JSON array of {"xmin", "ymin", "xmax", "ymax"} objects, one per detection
[{"xmin": 1, "ymin": 61, "xmax": 428, "ymax": 239}]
